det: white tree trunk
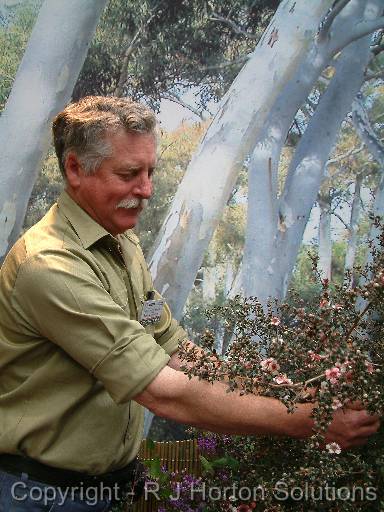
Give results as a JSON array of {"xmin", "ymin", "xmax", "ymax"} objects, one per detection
[
  {"xmin": 318, "ymin": 193, "xmax": 332, "ymax": 281},
  {"xmin": 273, "ymin": 0, "xmax": 378, "ymax": 300},
  {"xmin": 224, "ymin": 260, "xmax": 234, "ymax": 297},
  {"xmin": 356, "ymin": 171, "xmax": 384, "ymax": 312},
  {"xmin": 353, "ymin": 90, "xmax": 384, "ymax": 309},
  {"xmin": 0, "ymin": 0, "xmax": 108, "ymax": 263},
  {"xmin": 352, "ymin": 95, "xmax": 384, "ymax": 167},
  {"xmin": 344, "ymin": 174, "xmax": 363, "ymax": 276},
  {"xmin": 241, "ymin": 0, "xmax": 382, "ymax": 302},
  {"xmin": 202, "ymin": 267, "xmax": 217, "ymax": 302},
  {"xmin": 148, "ymin": 0, "xmax": 335, "ymax": 320}
]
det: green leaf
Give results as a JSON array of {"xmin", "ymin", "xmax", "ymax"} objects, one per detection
[
  {"xmin": 146, "ymin": 438, "xmax": 156, "ymax": 452},
  {"xmin": 199, "ymin": 455, "xmax": 214, "ymax": 475},
  {"xmin": 211, "ymin": 455, "xmax": 240, "ymax": 471},
  {"xmin": 143, "ymin": 457, "xmax": 162, "ymax": 479}
]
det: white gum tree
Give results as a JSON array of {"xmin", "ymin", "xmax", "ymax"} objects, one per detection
[
  {"xmin": 0, "ymin": 0, "xmax": 108, "ymax": 263},
  {"xmin": 242, "ymin": 0, "xmax": 383, "ymax": 304},
  {"xmin": 149, "ymin": 0, "xmax": 340, "ymax": 319},
  {"xmin": 149, "ymin": 0, "xmax": 384, "ymax": 318}
]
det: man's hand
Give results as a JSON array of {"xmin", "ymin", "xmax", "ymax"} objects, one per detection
[{"xmin": 325, "ymin": 407, "xmax": 380, "ymax": 449}]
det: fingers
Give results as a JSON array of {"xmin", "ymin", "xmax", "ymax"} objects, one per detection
[
  {"xmin": 348, "ymin": 409, "xmax": 380, "ymax": 427},
  {"xmin": 324, "ymin": 408, "xmax": 380, "ymax": 450},
  {"xmin": 344, "ymin": 400, "xmax": 364, "ymax": 411}
]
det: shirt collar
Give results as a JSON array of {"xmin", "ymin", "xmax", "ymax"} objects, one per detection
[{"xmin": 57, "ymin": 191, "xmax": 139, "ymax": 249}]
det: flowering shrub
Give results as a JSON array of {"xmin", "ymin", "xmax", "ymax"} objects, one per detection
[{"xmin": 147, "ymin": 223, "xmax": 384, "ymax": 511}]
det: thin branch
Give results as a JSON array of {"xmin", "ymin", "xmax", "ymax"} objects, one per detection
[
  {"xmin": 209, "ymin": 11, "xmax": 258, "ymax": 40},
  {"xmin": 270, "ymin": 302, "xmax": 373, "ymax": 391},
  {"xmin": 346, "ymin": 301, "xmax": 372, "ymax": 340},
  {"xmin": 371, "ymin": 42, "xmax": 384, "ymax": 56},
  {"xmin": 352, "ymin": 94, "xmax": 384, "ymax": 166},
  {"xmin": 157, "ymin": 141, "xmax": 177, "ymax": 164},
  {"xmin": 162, "ymin": 92, "xmax": 207, "ymax": 120},
  {"xmin": 326, "ymin": 143, "xmax": 365, "ymax": 169},
  {"xmin": 327, "ymin": 161, "xmax": 372, "ymax": 184},
  {"xmin": 365, "ymin": 69, "xmax": 384, "ymax": 81},
  {"xmin": 317, "ymin": 0, "xmax": 353, "ymax": 42},
  {"xmin": 114, "ymin": 9, "xmax": 157, "ymax": 97},
  {"xmin": 332, "ymin": 211, "xmax": 350, "ymax": 230},
  {"xmin": 331, "ymin": 17, "xmax": 384, "ymax": 56},
  {"xmin": 201, "ymin": 54, "xmax": 250, "ymax": 71}
]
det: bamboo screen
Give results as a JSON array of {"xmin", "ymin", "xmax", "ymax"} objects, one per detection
[{"xmin": 131, "ymin": 438, "xmax": 202, "ymax": 512}]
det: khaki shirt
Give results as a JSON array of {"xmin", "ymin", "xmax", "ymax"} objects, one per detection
[{"xmin": 0, "ymin": 191, "xmax": 187, "ymax": 474}]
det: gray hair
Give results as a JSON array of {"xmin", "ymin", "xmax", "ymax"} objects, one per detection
[{"xmin": 52, "ymin": 96, "xmax": 157, "ymax": 178}]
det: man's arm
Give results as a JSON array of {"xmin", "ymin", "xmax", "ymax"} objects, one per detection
[{"xmin": 138, "ymin": 345, "xmax": 379, "ymax": 449}]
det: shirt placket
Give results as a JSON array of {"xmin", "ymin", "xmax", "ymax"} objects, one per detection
[{"xmin": 107, "ymin": 238, "xmax": 139, "ymax": 320}]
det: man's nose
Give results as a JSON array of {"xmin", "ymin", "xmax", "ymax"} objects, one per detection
[{"xmin": 133, "ymin": 172, "xmax": 152, "ymax": 198}]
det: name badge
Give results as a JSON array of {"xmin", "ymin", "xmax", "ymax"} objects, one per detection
[{"xmin": 140, "ymin": 299, "xmax": 164, "ymax": 326}]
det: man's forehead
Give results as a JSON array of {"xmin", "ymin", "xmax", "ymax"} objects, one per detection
[{"xmin": 106, "ymin": 130, "xmax": 156, "ymax": 153}]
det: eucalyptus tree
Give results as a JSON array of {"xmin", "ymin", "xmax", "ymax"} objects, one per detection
[
  {"xmin": 148, "ymin": 0, "xmax": 384, "ymax": 321},
  {"xmin": 73, "ymin": 0, "xmax": 279, "ymax": 110},
  {"xmin": 0, "ymin": 0, "xmax": 108, "ymax": 262}
]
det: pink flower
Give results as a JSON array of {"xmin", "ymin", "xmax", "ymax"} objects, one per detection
[
  {"xmin": 319, "ymin": 298, "xmax": 329, "ymax": 308},
  {"xmin": 326, "ymin": 442, "xmax": 341, "ymax": 454},
  {"xmin": 270, "ymin": 316, "xmax": 281, "ymax": 326},
  {"xmin": 365, "ymin": 361, "xmax": 375, "ymax": 374},
  {"xmin": 260, "ymin": 358, "xmax": 280, "ymax": 374},
  {"xmin": 325, "ymin": 366, "xmax": 341, "ymax": 384},
  {"xmin": 331, "ymin": 398, "xmax": 343, "ymax": 410},
  {"xmin": 273, "ymin": 374, "xmax": 293, "ymax": 385},
  {"xmin": 308, "ymin": 350, "xmax": 324, "ymax": 362}
]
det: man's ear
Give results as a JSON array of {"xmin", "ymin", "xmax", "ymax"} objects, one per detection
[{"xmin": 64, "ymin": 152, "xmax": 84, "ymax": 188}]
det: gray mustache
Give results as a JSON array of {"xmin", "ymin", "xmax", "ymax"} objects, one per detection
[{"xmin": 115, "ymin": 198, "xmax": 148, "ymax": 209}]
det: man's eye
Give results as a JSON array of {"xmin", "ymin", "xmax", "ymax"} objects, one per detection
[{"xmin": 118, "ymin": 174, "xmax": 133, "ymax": 181}]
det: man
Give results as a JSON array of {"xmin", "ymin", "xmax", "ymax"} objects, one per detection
[{"xmin": 0, "ymin": 96, "xmax": 379, "ymax": 511}]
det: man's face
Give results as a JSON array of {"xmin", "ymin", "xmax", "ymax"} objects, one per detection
[{"xmin": 66, "ymin": 130, "xmax": 156, "ymax": 235}]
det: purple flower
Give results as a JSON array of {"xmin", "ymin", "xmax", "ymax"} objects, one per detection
[{"xmin": 197, "ymin": 436, "xmax": 217, "ymax": 453}]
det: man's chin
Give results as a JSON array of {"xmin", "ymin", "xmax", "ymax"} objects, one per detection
[{"xmin": 116, "ymin": 210, "xmax": 140, "ymax": 230}]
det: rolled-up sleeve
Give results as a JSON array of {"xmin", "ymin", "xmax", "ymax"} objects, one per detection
[
  {"xmin": 12, "ymin": 250, "xmax": 171, "ymax": 404},
  {"xmin": 151, "ymin": 290, "xmax": 187, "ymax": 356}
]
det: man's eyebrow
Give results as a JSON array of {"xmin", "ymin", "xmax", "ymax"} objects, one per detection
[
  {"xmin": 114, "ymin": 165, "xmax": 141, "ymax": 172},
  {"xmin": 113, "ymin": 163, "xmax": 157, "ymax": 173}
]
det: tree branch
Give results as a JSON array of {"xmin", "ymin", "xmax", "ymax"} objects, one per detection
[
  {"xmin": 371, "ymin": 42, "xmax": 384, "ymax": 55},
  {"xmin": 114, "ymin": 9, "xmax": 157, "ymax": 97},
  {"xmin": 209, "ymin": 11, "xmax": 258, "ymax": 40},
  {"xmin": 331, "ymin": 210, "xmax": 350, "ymax": 230},
  {"xmin": 201, "ymin": 54, "xmax": 250, "ymax": 71},
  {"xmin": 352, "ymin": 94, "xmax": 384, "ymax": 166},
  {"xmin": 326, "ymin": 142, "xmax": 365, "ymax": 169},
  {"xmin": 365, "ymin": 69, "xmax": 384, "ymax": 81},
  {"xmin": 162, "ymin": 91, "xmax": 207, "ymax": 120},
  {"xmin": 317, "ymin": 0, "xmax": 353, "ymax": 42},
  {"xmin": 330, "ymin": 17, "xmax": 384, "ymax": 56}
]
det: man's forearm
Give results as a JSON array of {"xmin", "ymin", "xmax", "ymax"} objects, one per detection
[{"xmin": 135, "ymin": 365, "xmax": 314, "ymax": 438}]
